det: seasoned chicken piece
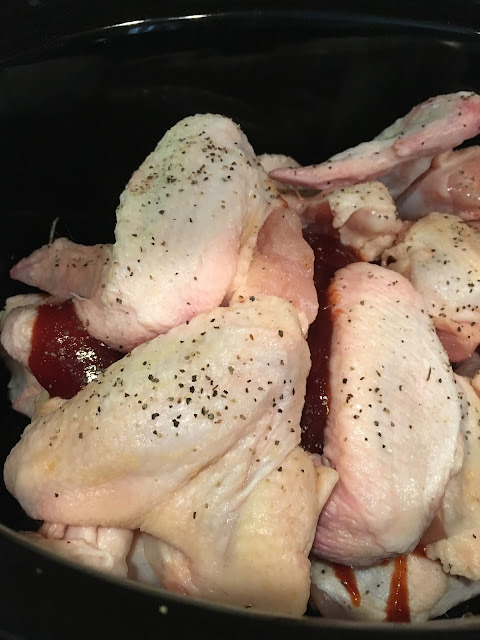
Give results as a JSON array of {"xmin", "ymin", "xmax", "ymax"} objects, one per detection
[
  {"xmin": 15, "ymin": 397, "xmax": 137, "ymax": 579},
  {"xmin": 267, "ymin": 182, "xmax": 401, "ymax": 262},
  {"xmin": 324, "ymin": 182, "xmax": 402, "ymax": 261},
  {"xmin": 11, "ymin": 115, "xmax": 284, "ymax": 352},
  {"xmin": 312, "ymin": 262, "xmax": 461, "ymax": 566},
  {"xmin": 426, "ymin": 375, "xmax": 480, "ymax": 580},
  {"xmin": 230, "ymin": 207, "xmax": 318, "ymax": 333},
  {"xmin": 269, "ymin": 92, "xmax": 480, "ymax": 191},
  {"xmin": 10, "ymin": 239, "xmax": 111, "ymax": 301},
  {"xmin": 383, "ymin": 213, "xmax": 480, "ymax": 362},
  {"xmin": 397, "ymin": 147, "xmax": 480, "ymax": 222},
  {"xmin": 310, "ymin": 553, "xmax": 480, "ymax": 622},
  {"xmin": 4, "ymin": 295, "xmax": 329, "ymax": 615},
  {"xmin": 26, "ymin": 452, "xmax": 337, "ymax": 613},
  {"xmin": 140, "ymin": 449, "xmax": 337, "ymax": 613}
]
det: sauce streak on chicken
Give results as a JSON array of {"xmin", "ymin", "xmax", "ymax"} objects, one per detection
[
  {"xmin": 301, "ymin": 223, "xmax": 359, "ymax": 452},
  {"xmin": 332, "ymin": 563, "xmax": 361, "ymax": 607},
  {"xmin": 385, "ymin": 555, "xmax": 410, "ymax": 622},
  {"xmin": 29, "ymin": 301, "xmax": 123, "ymax": 399}
]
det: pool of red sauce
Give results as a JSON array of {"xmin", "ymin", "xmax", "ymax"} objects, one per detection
[
  {"xmin": 301, "ymin": 221, "xmax": 359, "ymax": 453},
  {"xmin": 29, "ymin": 301, "xmax": 123, "ymax": 399}
]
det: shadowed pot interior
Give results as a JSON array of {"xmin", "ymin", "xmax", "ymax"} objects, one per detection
[{"xmin": 1, "ymin": 5, "xmax": 480, "ymax": 639}]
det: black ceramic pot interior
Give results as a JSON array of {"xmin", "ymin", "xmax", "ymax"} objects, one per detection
[{"xmin": 2, "ymin": 7, "xmax": 480, "ymax": 639}]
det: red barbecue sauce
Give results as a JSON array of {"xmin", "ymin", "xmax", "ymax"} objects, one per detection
[
  {"xmin": 412, "ymin": 544, "xmax": 428, "ymax": 558},
  {"xmin": 332, "ymin": 564, "xmax": 361, "ymax": 607},
  {"xmin": 301, "ymin": 222, "xmax": 359, "ymax": 452},
  {"xmin": 385, "ymin": 555, "xmax": 410, "ymax": 622},
  {"xmin": 29, "ymin": 301, "xmax": 123, "ymax": 399}
]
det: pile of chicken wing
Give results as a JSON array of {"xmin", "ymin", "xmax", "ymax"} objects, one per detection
[{"xmin": 3, "ymin": 92, "xmax": 480, "ymax": 622}]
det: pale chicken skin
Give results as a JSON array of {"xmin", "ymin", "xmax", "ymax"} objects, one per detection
[
  {"xmin": 325, "ymin": 182, "xmax": 402, "ymax": 261},
  {"xmin": 380, "ymin": 157, "xmax": 434, "ymax": 200},
  {"xmin": 397, "ymin": 147, "xmax": 480, "ymax": 222},
  {"xmin": 269, "ymin": 92, "xmax": 480, "ymax": 192},
  {"xmin": 11, "ymin": 114, "xmax": 284, "ymax": 352},
  {"xmin": 4, "ymin": 295, "xmax": 329, "ymax": 615},
  {"xmin": 138, "ymin": 449, "xmax": 336, "ymax": 613},
  {"xmin": 10, "ymin": 239, "xmax": 111, "ymax": 301},
  {"xmin": 267, "ymin": 182, "xmax": 401, "ymax": 262},
  {"xmin": 426, "ymin": 375, "xmax": 480, "ymax": 580},
  {"xmin": 230, "ymin": 207, "xmax": 318, "ymax": 334},
  {"xmin": 24, "ymin": 525, "xmax": 134, "ymax": 578},
  {"xmin": 383, "ymin": 213, "xmax": 480, "ymax": 362},
  {"xmin": 258, "ymin": 153, "xmax": 301, "ymax": 194},
  {"xmin": 27, "ymin": 452, "xmax": 337, "ymax": 615},
  {"xmin": 313, "ymin": 262, "xmax": 461, "ymax": 566}
]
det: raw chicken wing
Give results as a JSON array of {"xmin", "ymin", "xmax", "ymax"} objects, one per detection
[
  {"xmin": 383, "ymin": 213, "xmax": 480, "ymax": 362},
  {"xmin": 4, "ymin": 295, "xmax": 329, "ymax": 615},
  {"xmin": 10, "ymin": 239, "xmax": 111, "ymax": 301},
  {"xmin": 269, "ymin": 92, "xmax": 480, "ymax": 192},
  {"xmin": 312, "ymin": 262, "xmax": 461, "ymax": 565},
  {"xmin": 11, "ymin": 114, "xmax": 284, "ymax": 352}
]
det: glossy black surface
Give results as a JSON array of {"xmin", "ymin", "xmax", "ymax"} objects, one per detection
[{"xmin": 2, "ymin": 4, "xmax": 480, "ymax": 638}]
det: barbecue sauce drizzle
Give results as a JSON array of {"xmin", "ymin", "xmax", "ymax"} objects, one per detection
[
  {"xmin": 29, "ymin": 300, "xmax": 123, "ymax": 399},
  {"xmin": 385, "ymin": 555, "xmax": 410, "ymax": 622},
  {"xmin": 333, "ymin": 564, "xmax": 361, "ymax": 608},
  {"xmin": 331, "ymin": 554, "xmax": 412, "ymax": 620},
  {"xmin": 301, "ymin": 222, "xmax": 359, "ymax": 452}
]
